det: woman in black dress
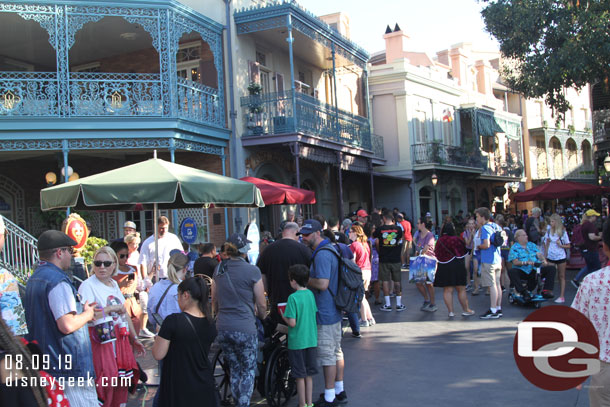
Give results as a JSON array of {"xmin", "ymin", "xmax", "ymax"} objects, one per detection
[
  {"xmin": 433, "ymin": 223, "xmax": 475, "ymax": 318},
  {"xmin": 152, "ymin": 276, "xmax": 217, "ymax": 407}
]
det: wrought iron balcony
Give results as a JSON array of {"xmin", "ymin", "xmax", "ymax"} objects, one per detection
[
  {"xmin": 411, "ymin": 142, "xmax": 482, "ymax": 169},
  {"xmin": 240, "ymin": 90, "xmax": 372, "ymax": 151},
  {"xmin": 372, "ymin": 134, "xmax": 384, "ymax": 159},
  {"xmin": 481, "ymin": 155, "xmax": 524, "ymax": 178},
  {"xmin": 0, "ymin": 72, "xmax": 222, "ymax": 127}
]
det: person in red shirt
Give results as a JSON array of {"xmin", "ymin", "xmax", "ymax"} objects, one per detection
[{"xmin": 396, "ymin": 213, "xmax": 412, "ymax": 268}]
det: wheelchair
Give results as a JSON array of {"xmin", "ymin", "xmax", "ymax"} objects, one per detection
[
  {"xmin": 212, "ymin": 318, "xmax": 296, "ymax": 407},
  {"xmin": 507, "ymin": 262, "xmax": 552, "ymax": 309}
]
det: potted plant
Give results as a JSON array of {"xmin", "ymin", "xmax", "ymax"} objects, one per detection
[{"xmin": 246, "ymin": 82, "xmax": 264, "ymax": 135}]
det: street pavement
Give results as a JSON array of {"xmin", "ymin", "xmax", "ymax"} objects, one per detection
[{"xmin": 128, "ymin": 268, "xmax": 592, "ymax": 407}]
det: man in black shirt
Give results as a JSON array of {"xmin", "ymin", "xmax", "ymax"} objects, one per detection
[
  {"xmin": 193, "ymin": 243, "xmax": 218, "ymax": 278},
  {"xmin": 374, "ymin": 210, "xmax": 405, "ymax": 311},
  {"xmin": 257, "ymin": 222, "xmax": 312, "ymax": 323}
]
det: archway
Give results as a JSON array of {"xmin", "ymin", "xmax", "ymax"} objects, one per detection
[
  {"xmin": 549, "ymin": 136, "xmax": 563, "ymax": 178},
  {"xmin": 565, "ymin": 138, "xmax": 577, "ymax": 174},
  {"xmin": 581, "ymin": 140, "xmax": 592, "ymax": 170}
]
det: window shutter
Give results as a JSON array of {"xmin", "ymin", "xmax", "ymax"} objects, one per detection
[{"xmin": 275, "ymin": 73, "xmax": 284, "ymax": 95}]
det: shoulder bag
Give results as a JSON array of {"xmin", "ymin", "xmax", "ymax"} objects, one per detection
[{"xmin": 151, "ymin": 283, "xmax": 175, "ymax": 325}]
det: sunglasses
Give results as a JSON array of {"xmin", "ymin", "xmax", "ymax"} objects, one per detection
[
  {"xmin": 93, "ymin": 260, "xmax": 113, "ymax": 268},
  {"xmin": 119, "ymin": 254, "xmax": 128, "ymax": 259},
  {"xmin": 59, "ymin": 247, "xmax": 74, "ymax": 254}
]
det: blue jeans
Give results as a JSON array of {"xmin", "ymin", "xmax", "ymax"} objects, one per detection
[
  {"xmin": 574, "ymin": 266, "xmax": 588, "ymax": 283},
  {"xmin": 581, "ymin": 250, "xmax": 601, "ymax": 281},
  {"xmin": 152, "ymin": 359, "xmax": 163, "ymax": 407},
  {"xmin": 347, "ymin": 312, "xmax": 360, "ymax": 334}
]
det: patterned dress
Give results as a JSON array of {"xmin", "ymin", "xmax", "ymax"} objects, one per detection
[{"xmin": 0, "ymin": 267, "xmax": 27, "ymax": 336}]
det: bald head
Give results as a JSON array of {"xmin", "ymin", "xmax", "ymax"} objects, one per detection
[{"xmin": 282, "ymin": 222, "xmax": 299, "ymax": 240}]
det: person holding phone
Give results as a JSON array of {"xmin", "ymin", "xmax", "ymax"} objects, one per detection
[{"xmin": 111, "ymin": 241, "xmax": 143, "ymax": 336}]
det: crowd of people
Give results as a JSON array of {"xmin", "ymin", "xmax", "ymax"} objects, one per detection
[{"xmin": 0, "ymin": 201, "xmax": 609, "ymax": 407}]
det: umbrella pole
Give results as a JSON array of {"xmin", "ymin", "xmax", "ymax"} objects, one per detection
[{"xmin": 154, "ymin": 203, "xmax": 158, "ymax": 282}]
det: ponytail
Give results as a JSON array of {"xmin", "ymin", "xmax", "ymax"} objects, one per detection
[{"xmin": 178, "ymin": 277, "xmax": 212, "ymax": 321}]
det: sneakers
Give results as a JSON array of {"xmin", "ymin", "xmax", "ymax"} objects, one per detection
[
  {"xmin": 465, "ymin": 284, "xmax": 473, "ymax": 292},
  {"xmin": 396, "ymin": 304, "xmax": 406, "ymax": 312},
  {"xmin": 423, "ymin": 303, "xmax": 438, "ymax": 312},
  {"xmin": 571, "ymin": 279, "xmax": 580, "ymax": 289},
  {"xmin": 379, "ymin": 304, "xmax": 393, "ymax": 312},
  {"xmin": 554, "ymin": 297, "xmax": 565, "ymax": 303},
  {"xmin": 461, "ymin": 310, "xmax": 475, "ymax": 316},
  {"xmin": 368, "ymin": 319, "xmax": 376, "ymax": 326},
  {"xmin": 314, "ymin": 397, "xmax": 338, "ymax": 407},
  {"xmin": 359, "ymin": 320, "xmax": 370, "ymax": 327},
  {"xmin": 541, "ymin": 290, "xmax": 554, "ymax": 299},
  {"xmin": 479, "ymin": 309, "xmax": 500, "ymax": 319},
  {"xmin": 316, "ymin": 392, "xmax": 347, "ymax": 406},
  {"xmin": 496, "ymin": 309, "xmax": 503, "ymax": 317},
  {"xmin": 471, "ymin": 288, "xmax": 480, "ymax": 296},
  {"xmin": 448, "ymin": 312, "xmax": 455, "ymax": 317},
  {"xmin": 351, "ymin": 332, "xmax": 362, "ymax": 338},
  {"xmin": 139, "ymin": 328, "xmax": 155, "ymax": 338},
  {"xmin": 420, "ymin": 301, "xmax": 430, "ymax": 311}
]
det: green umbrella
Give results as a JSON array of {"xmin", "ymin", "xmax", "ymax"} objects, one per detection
[{"xmin": 40, "ymin": 158, "xmax": 265, "ymax": 211}]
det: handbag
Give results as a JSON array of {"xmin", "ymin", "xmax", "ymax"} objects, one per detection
[
  {"xmin": 151, "ymin": 283, "xmax": 175, "ymax": 325},
  {"xmin": 183, "ymin": 313, "xmax": 221, "ymax": 407}
]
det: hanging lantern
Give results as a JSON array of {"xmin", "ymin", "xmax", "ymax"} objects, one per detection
[
  {"xmin": 45, "ymin": 172, "xmax": 57, "ymax": 186},
  {"xmin": 61, "ymin": 166, "xmax": 74, "ymax": 177},
  {"xmin": 68, "ymin": 172, "xmax": 79, "ymax": 182}
]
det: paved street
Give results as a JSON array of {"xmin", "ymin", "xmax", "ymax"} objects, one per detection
[{"xmin": 128, "ymin": 268, "xmax": 591, "ymax": 407}]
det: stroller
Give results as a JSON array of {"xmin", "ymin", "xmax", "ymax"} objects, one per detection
[{"xmin": 507, "ymin": 262, "xmax": 553, "ymax": 309}]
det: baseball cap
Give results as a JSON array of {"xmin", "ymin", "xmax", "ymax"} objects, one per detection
[
  {"xmin": 227, "ymin": 233, "xmax": 252, "ymax": 254},
  {"xmin": 356, "ymin": 209, "xmax": 368, "ymax": 218},
  {"xmin": 37, "ymin": 230, "xmax": 78, "ymax": 251},
  {"xmin": 299, "ymin": 219, "xmax": 323, "ymax": 235},
  {"xmin": 168, "ymin": 252, "xmax": 190, "ymax": 270},
  {"xmin": 585, "ymin": 209, "xmax": 601, "ymax": 217},
  {"xmin": 124, "ymin": 221, "xmax": 137, "ymax": 229}
]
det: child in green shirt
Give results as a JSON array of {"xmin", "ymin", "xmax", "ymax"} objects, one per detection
[{"xmin": 280, "ymin": 264, "xmax": 318, "ymax": 407}]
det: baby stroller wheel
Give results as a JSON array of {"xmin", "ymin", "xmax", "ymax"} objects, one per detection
[{"xmin": 508, "ymin": 294, "xmax": 515, "ymax": 304}]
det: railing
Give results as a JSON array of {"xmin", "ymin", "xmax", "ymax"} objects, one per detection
[
  {"xmin": 240, "ymin": 90, "xmax": 372, "ymax": 150},
  {"xmin": 69, "ymin": 72, "xmax": 163, "ymax": 116},
  {"xmin": 0, "ymin": 215, "xmax": 38, "ymax": 284},
  {"xmin": 177, "ymin": 78, "xmax": 222, "ymax": 126},
  {"xmin": 0, "ymin": 71, "xmax": 221, "ymax": 126},
  {"xmin": 481, "ymin": 155, "xmax": 524, "ymax": 178},
  {"xmin": 372, "ymin": 134, "xmax": 384, "ymax": 159},
  {"xmin": 411, "ymin": 142, "xmax": 482, "ymax": 168}
]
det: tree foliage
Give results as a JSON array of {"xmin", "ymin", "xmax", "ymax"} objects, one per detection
[{"xmin": 481, "ymin": 0, "xmax": 610, "ymax": 117}]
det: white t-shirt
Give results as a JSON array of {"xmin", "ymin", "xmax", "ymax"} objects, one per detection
[
  {"xmin": 78, "ymin": 274, "xmax": 127, "ymax": 327},
  {"xmin": 544, "ymin": 230, "xmax": 570, "ymax": 261},
  {"xmin": 138, "ymin": 233, "xmax": 183, "ymax": 279}
]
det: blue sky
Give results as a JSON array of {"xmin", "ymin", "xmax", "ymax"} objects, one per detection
[{"xmin": 302, "ymin": 0, "xmax": 499, "ymax": 54}]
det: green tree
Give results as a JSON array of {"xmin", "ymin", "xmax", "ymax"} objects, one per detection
[{"xmin": 481, "ymin": 0, "xmax": 610, "ymax": 117}]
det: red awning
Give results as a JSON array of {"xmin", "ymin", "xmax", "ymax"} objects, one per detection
[
  {"xmin": 514, "ymin": 180, "xmax": 603, "ymax": 202},
  {"xmin": 239, "ymin": 177, "xmax": 316, "ymax": 205}
]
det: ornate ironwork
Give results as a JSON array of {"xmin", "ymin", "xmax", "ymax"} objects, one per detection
[
  {"xmin": 372, "ymin": 134, "xmax": 384, "ymax": 159},
  {"xmin": 234, "ymin": 1, "xmax": 369, "ymax": 68},
  {"xmin": 174, "ymin": 139, "xmax": 223, "ymax": 155},
  {"xmin": 240, "ymin": 90, "xmax": 371, "ymax": 151},
  {"xmin": 0, "ymin": 1, "xmax": 225, "ymax": 127},
  {"xmin": 0, "ymin": 215, "xmax": 38, "ymax": 283},
  {"xmin": 411, "ymin": 142, "xmax": 483, "ymax": 169}
]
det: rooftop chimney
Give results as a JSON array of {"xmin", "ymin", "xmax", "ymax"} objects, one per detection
[{"xmin": 383, "ymin": 23, "xmax": 409, "ymax": 63}]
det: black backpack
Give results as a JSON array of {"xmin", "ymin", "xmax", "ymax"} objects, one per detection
[
  {"xmin": 490, "ymin": 224, "xmax": 506, "ymax": 247},
  {"xmin": 317, "ymin": 245, "xmax": 365, "ymax": 314}
]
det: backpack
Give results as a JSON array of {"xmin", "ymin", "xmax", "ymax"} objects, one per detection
[
  {"xmin": 571, "ymin": 224, "xmax": 585, "ymax": 249},
  {"xmin": 525, "ymin": 218, "xmax": 540, "ymax": 243},
  {"xmin": 317, "ymin": 245, "xmax": 365, "ymax": 314},
  {"xmin": 489, "ymin": 223, "xmax": 506, "ymax": 247}
]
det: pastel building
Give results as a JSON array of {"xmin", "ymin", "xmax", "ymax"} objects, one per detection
[{"xmin": 369, "ymin": 26, "xmax": 524, "ymax": 221}]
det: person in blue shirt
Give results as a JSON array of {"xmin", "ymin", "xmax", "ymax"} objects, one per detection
[
  {"xmin": 301, "ymin": 220, "xmax": 347, "ymax": 407},
  {"xmin": 475, "ymin": 207, "xmax": 503, "ymax": 319},
  {"xmin": 507, "ymin": 229, "xmax": 555, "ymax": 301}
]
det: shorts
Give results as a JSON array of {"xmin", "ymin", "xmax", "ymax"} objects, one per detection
[
  {"xmin": 138, "ymin": 291, "xmax": 149, "ymax": 313},
  {"xmin": 288, "ymin": 347, "xmax": 318, "ymax": 378},
  {"xmin": 361, "ymin": 268, "xmax": 371, "ymax": 283},
  {"xmin": 317, "ymin": 321, "xmax": 343, "ymax": 366},
  {"xmin": 379, "ymin": 262, "xmax": 401, "ymax": 282},
  {"xmin": 480, "ymin": 263, "xmax": 502, "ymax": 287},
  {"xmin": 501, "ymin": 249, "xmax": 510, "ymax": 262},
  {"xmin": 547, "ymin": 258, "xmax": 566, "ymax": 265}
]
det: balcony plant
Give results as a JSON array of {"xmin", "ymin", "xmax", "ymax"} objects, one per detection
[
  {"xmin": 430, "ymin": 140, "xmax": 445, "ymax": 164},
  {"xmin": 246, "ymin": 82, "xmax": 264, "ymax": 135}
]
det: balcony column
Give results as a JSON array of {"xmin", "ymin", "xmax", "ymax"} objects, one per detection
[
  {"xmin": 369, "ymin": 159, "xmax": 376, "ymax": 210},
  {"xmin": 545, "ymin": 131, "xmax": 553, "ymax": 178},
  {"xmin": 336, "ymin": 152, "xmax": 344, "ymax": 217},
  {"xmin": 222, "ymin": 154, "xmax": 230, "ymax": 238},
  {"xmin": 331, "ymin": 43, "xmax": 340, "ymax": 140},
  {"xmin": 62, "ymin": 140, "xmax": 70, "ymax": 216},
  {"xmin": 161, "ymin": 10, "xmax": 176, "ymax": 117},
  {"xmin": 57, "ymin": 6, "xmax": 70, "ymax": 116},
  {"xmin": 286, "ymin": 15, "xmax": 297, "ymax": 133},
  {"xmin": 169, "ymin": 139, "xmax": 179, "ymax": 235},
  {"xmin": 290, "ymin": 142, "xmax": 302, "ymax": 216}
]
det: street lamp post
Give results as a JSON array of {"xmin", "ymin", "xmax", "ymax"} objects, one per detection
[{"xmin": 431, "ymin": 173, "xmax": 439, "ymax": 234}]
